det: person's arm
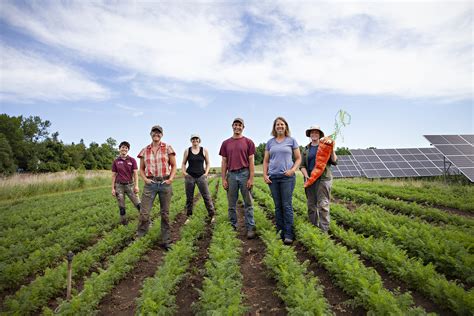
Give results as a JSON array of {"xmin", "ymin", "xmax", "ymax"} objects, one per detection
[
  {"xmin": 263, "ymin": 150, "xmax": 271, "ymax": 184},
  {"xmin": 299, "ymin": 148, "xmax": 309, "ymax": 180},
  {"xmin": 111, "ymin": 171, "xmax": 117, "ymax": 196},
  {"xmin": 133, "ymin": 169, "xmax": 139, "ymax": 193},
  {"xmin": 247, "ymin": 154, "xmax": 255, "ymax": 189},
  {"xmin": 221, "ymin": 156, "xmax": 228, "ymax": 190},
  {"xmin": 167, "ymin": 154, "xmax": 177, "ymax": 184},
  {"xmin": 140, "ymin": 157, "xmax": 151, "ymax": 185},
  {"xmin": 181, "ymin": 149, "xmax": 188, "ymax": 176},
  {"xmin": 284, "ymin": 147, "xmax": 301, "ymax": 176},
  {"xmin": 204, "ymin": 148, "xmax": 211, "ymax": 176}
]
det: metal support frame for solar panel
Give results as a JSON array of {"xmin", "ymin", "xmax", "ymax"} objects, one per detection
[
  {"xmin": 349, "ymin": 147, "xmax": 459, "ymax": 179},
  {"xmin": 424, "ymin": 134, "xmax": 474, "ymax": 182},
  {"xmin": 331, "ymin": 155, "xmax": 363, "ymax": 178}
]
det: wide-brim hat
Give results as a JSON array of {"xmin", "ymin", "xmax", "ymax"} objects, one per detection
[{"xmin": 305, "ymin": 125, "xmax": 324, "ymax": 137}]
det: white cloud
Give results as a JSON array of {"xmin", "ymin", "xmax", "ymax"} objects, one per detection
[
  {"xmin": 0, "ymin": 45, "xmax": 110, "ymax": 102},
  {"xmin": 116, "ymin": 103, "xmax": 143, "ymax": 117},
  {"xmin": 0, "ymin": 1, "xmax": 472, "ymax": 100},
  {"xmin": 132, "ymin": 80, "xmax": 212, "ymax": 108}
]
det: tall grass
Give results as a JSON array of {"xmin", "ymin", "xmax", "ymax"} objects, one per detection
[{"xmin": 0, "ymin": 170, "xmax": 110, "ymax": 201}]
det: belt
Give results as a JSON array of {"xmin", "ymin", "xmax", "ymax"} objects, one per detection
[
  {"xmin": 147, "ymin": 175, "xmax": 170, "ymax": 181},
  {"xmin": 117, "ymin": 181, "xmax": 133, "ymax": 185},
  {"xmin": 229, "ymin": 167, "xmax": 248, "ymax": 172}
]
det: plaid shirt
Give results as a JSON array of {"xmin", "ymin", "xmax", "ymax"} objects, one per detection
[{"xmin": 138, "ymin": 142, "xmax": 175, "ymax": 177}]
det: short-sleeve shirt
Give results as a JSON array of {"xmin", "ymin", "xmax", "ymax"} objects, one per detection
[
  {"xmin": 219, "ymin": 136, "xmax": 256, "ymax": 171},
  {"xmin": 266, "ymin": 137, "xmax": 299, "ymax": 176},
  {"xmin": 112, "ymin": 156, "xmax": 138, "ymax": 183},
  {"xmin": 138, "ymin": 142, "xmax": 175, "ymax": 177}
]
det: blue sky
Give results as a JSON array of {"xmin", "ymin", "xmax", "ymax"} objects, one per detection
[{"xmin": 1, "ymin": 1, "xmax": 472, "ymax": 167}]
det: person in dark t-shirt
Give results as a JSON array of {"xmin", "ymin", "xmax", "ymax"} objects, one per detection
[
  {"xmin": 112, "ymin": 141, "xmax": 141, "ymax": 225},
  {"xmin": 181, "ymin": 134, "xmax": 215, "ymax": 224}
]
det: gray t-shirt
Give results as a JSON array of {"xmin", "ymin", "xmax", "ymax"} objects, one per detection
[{"xmin": 266, "ymin": 137, "xmax": 299, "ymax": 176}]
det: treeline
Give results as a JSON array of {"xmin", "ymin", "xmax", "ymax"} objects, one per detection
[{"xmin": 0, "ymin": 114, "xmax": 118, "ymax": 175}]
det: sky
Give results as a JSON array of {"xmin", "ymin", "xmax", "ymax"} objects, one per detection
[{"xmin": 0, "ymin": 0, "xmax": 472, "ymax": 167}]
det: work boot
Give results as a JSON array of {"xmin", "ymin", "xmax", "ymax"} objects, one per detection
[
  {"xmin": 246, "ymin": 228, "xmax": 256, "ymax": 239},
  {"xmin": 120, "ymin": 215, "xmax": 128, "ymax": 225},
  {"xmin": 283, "ymin": 238, "xmax": 293, "ymax": 245}
]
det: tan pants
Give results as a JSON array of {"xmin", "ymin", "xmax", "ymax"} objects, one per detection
[{"xmin": 304, "ymin": 179, "xmax": 332, "ymax": 232}]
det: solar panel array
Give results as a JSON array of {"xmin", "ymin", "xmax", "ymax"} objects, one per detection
[
  {"xmin": 331, "ymin": 155, "xmax": 363, "ymax": 178},
  {"xmin": 424, "ymin": 134, "xmax": 474, "ymax": 182},
  {"xmin": 347, "ymin": 147, "xmax": 459, "ymax": 179}
]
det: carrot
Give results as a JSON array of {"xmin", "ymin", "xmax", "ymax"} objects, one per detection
[{"xmin": 304, "ymin": 137, "xmax": 334, "ymax": 188}]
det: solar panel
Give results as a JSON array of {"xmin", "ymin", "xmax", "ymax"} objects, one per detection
[
  {"xmin": 331, "ymin": 155, "xmax": 363, "ymax": 178},
  {"xmin": 424, "ymin": 134, "xmax": 474, "ymax": 182},
  {"xmin": 349, "ymin": 147, "xmax": 459, "ymax": 179}
]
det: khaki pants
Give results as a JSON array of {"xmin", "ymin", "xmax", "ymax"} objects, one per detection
[
  {"xmin": 305, "ymin": 179, "xmax": 332, "ymax": 232},
  {"xmin": 115, "ymin": 183, "xmax": 140, "ymax": 215}
]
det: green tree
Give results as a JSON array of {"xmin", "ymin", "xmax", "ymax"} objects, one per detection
[
  {"xmin": 0, "ymin": 133, "xmax": 16, "ymax": 175},
  {"xmin": 335, "ymin": 147, "xmax": 351, "ymax": 155},
  {"xmin": 254, "ymin": 143, "xmax": 266, "ymax": 165}
]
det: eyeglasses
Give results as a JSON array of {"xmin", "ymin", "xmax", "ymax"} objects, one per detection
[{"xmin": 191, "ymin": 138, "xmax": 199, "ymax": 141}]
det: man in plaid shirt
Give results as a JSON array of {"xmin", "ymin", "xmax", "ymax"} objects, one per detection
[{"xmin": 137, "ymin": 125, "xmax": 177, "ymax": 250}]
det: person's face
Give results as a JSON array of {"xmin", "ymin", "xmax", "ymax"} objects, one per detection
[
  {"xmin": 274, "ymin": 119, "xmax": 286, "ymax": 135},
  {"xmin": 151, "ymin": 130, "xmax": 162, "ymax": 142},
  {"xmin": 310, "ymin": 130, "xmax": 321, "ymax": 141},
  {"xmin": 232, "ymin": 122, "xmax": 244, "ymax": 135},
  {"xmin": 119, "ymin": 145, "xmax": 129, "ymax": 155},
  {"xmin": 191, "ymin": 137, "xmax": 200, "ymax": 145}
]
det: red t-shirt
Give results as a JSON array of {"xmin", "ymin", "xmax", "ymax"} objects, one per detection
[
  {"xmin": 219, "ymin": 136, "xmax": 256, "ymax": 171},
  {"xmin": 112, "ymin": 156, "xmax": 138, "ymax": 183}
]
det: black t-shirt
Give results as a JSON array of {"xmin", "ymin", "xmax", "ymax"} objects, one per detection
[{"xmin": 186, "ymin": 147, "xmax": 205, "ymax": 178}]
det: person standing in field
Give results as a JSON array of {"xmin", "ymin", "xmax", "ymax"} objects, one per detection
[
  {"xmin": 111, "ymin": 141, "xmax": 141, "ymax": 225},
  {"xmin": 299, "ymin": 125, "xmax": 337, "ymax": 233},
  {"xmin": 137, "ymin": 125, "xmax": 177, "ymax": 250},
  {"xmin": 263, "ymin": 117, "xmax": 301, "ymax": 244},
  {"xmin": 181, "ymin": 134, "xmax": 215, "ymax": 224},
  {"xmin": 219, "ymin": 118, "xmax": 257, "ymax": 239}
]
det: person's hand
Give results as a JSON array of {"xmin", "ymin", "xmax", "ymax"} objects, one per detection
[
  {"xmin": 246, "ymin": 178, "xmax": 254, "ymax": 189},
  {"xmin": 164, "ymin": 179, "xmax": 173, "ymax": 185},
  {"xmin": 111, "ymin": 188, "xmax": 116, "ymax": 197},
  {"xmin": 321, "ymin": 137, "xmax": 334, "ymax": 145},
  {"xmin": 222, "ymin": 178, "xmax": 229, "ymax": 190},
  {"xmin": 283, "ymin": 169, "xmax": 295, "ymax": 177},
  {"xmin": 144, "ymin": 178, "xmax": 153, "ymax": 185},
  {"xmin": 263, "ymin": 174, "xmax": 272, "ymax": 184},
  {"xmin": 133, "ymin": 185, "xmax": 139, "ymax": 194}
]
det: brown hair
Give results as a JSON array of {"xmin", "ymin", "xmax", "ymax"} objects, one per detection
[{"xmin": 271, "ymin": 116, "xmax": 291, "ymax": 137}]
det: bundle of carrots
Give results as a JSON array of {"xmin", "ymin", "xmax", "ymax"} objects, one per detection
[
  {"xmin": 303, "ymin": 110, "xmax": 350, "ymax": 188},
  {"xmin": 303, "ymin": 137, "xmax": 334, "ymax": 188}
]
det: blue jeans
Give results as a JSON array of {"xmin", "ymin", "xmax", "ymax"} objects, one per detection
[
  {"xmin": 227, "ymin": 168, "xmax": 255, "ymax": 230},
  {"xmin": 268, "ymin": 174, "xmax": 295, "ymax": 240}
]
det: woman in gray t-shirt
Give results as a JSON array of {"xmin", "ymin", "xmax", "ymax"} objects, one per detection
[{"xmin": 263, "ymin": 117, "xmax": 301, "ymax": 244}]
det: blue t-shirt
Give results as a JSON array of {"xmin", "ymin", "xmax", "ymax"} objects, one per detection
[
  {"xmin": 307, "ymin": 145, "xmax": 318, "ymax": 173},
  {"xmin": 266, "ymin": 137, "xmax": 299, "ymax": 176}
]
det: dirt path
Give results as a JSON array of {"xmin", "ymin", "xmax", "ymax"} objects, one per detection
[
  {"xmin": 97, "ymin": 211, "xmax": 188, "ymax": 315},
  {"xmin": 173, "ymin": 217, "xmax": 213, "ymax": 315},
  {"xmin": 236, "ymin": 202, "xmax": 286, "ymax": 315}
]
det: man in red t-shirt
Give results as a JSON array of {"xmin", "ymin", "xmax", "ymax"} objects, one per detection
[
  {"xmin": 112, "ymin": 141, "xmax": 141, "ymax": 225},
  {"xmin": 219, "ymin": 118, "xmax": 256, "ymax": 239}
]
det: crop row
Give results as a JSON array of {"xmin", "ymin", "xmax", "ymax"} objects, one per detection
[
  {"xmin": 3, "ymin": 181, "xmax": 185, "ymax": 315},
  {"xmin": 335, "ymin": 179, "xmax": 474, "ymax": 212},
  {"xmin": 45, "ymin": 181, "xmax": 188, "ymax": 315},
  {"xmin": 331, "ymin": 184, "xmax": 474, "ymax": 228},
  {"xmin": 253, "ymin": 181, "xmax": 426, "ymax": 315},
  {"xmin": 136, "ymin": 180, "xmax": 216, "ymax": 314}
]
